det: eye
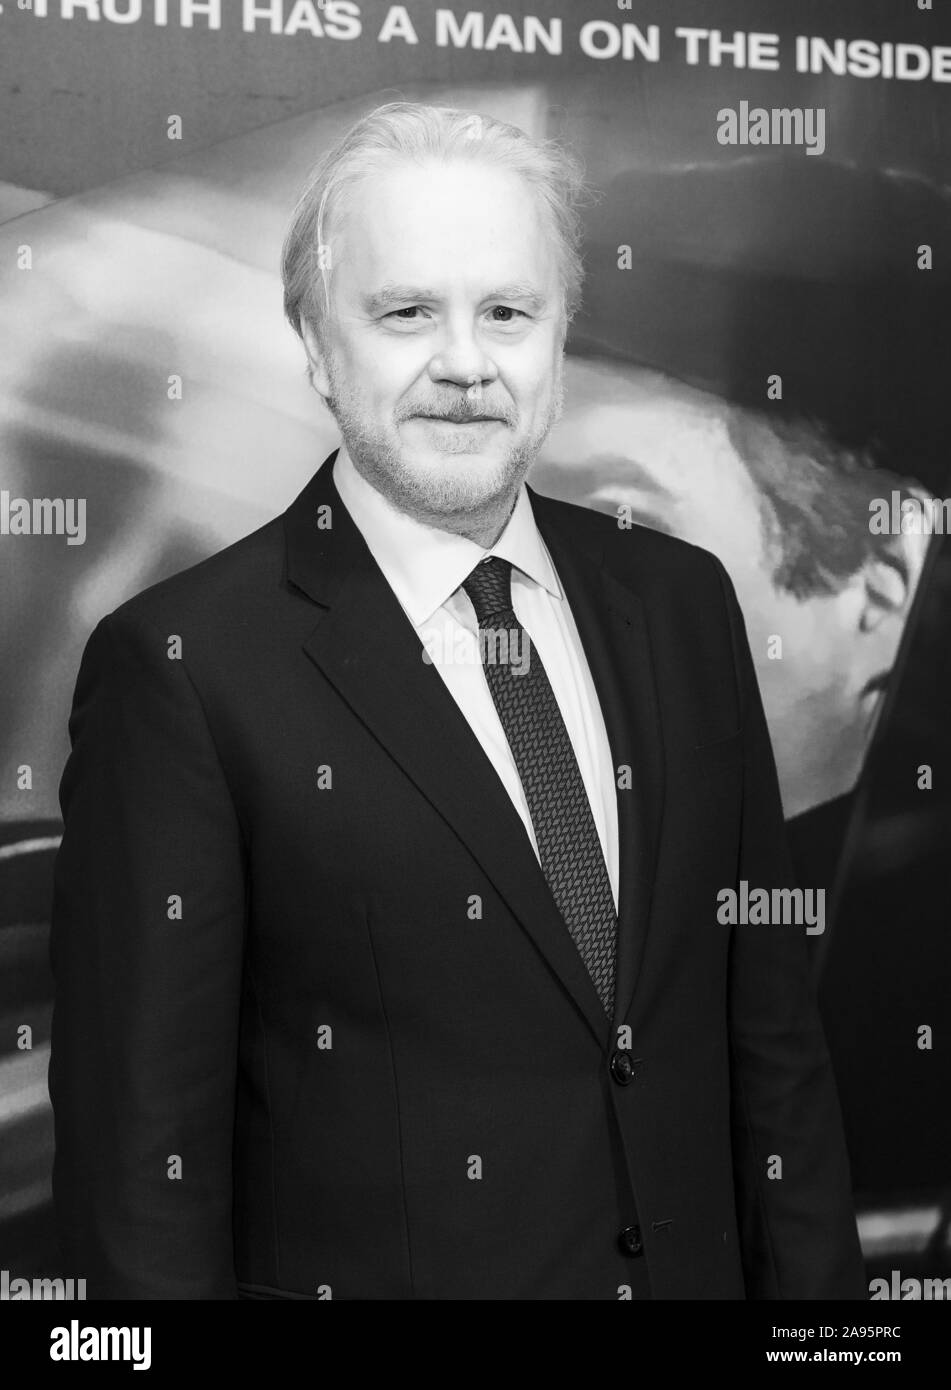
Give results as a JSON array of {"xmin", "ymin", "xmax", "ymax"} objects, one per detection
[
  {"xmin": 488, "ymin": 306, "xmax": 525, "ymax": 323},
  {"xmin": 387, "ymin": 306, "xmax": 427, "ymax": 320}
]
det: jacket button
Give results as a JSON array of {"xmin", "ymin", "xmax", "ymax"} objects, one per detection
[
  {"xmin": 610, "ymin": 1049, "xmax": 635, "ymax": 1085},
  {"xmin": 618, "ymin": 1225, "xmax": 643, "ymax": 1257}
]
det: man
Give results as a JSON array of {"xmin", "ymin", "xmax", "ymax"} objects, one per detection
[
  {"xmin": 534, "ymin": 356, "xmax": 932, "ymax": 823},
  {"xmin": 48, "ymin": 101, "xmax": 865, "ymax": 1300}
]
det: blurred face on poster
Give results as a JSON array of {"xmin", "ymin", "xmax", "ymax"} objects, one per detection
[
  {"xmin": 301, "ymin": 158, "xmax": 567, "ymax": 538},
  {"xmin": 536, "ymin": 357, "xmax": 931, "ymax": 820}
]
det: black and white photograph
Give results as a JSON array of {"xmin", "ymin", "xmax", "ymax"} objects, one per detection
[{"xmin": 1, "ymin": 0, "xmax": 949, "ymax": 1361}]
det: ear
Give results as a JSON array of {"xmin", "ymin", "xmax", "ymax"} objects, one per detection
[
  {"xmin": 301, "ymin": 319, "xmax": 333, "ymax": 399},
  {"xmin": 859, "ymin": 488, "xmax": 931, "ymax": 635},
  {"xmin": 557, "ymin": 304, "xmax": 570, "ymax": 352},
  {"xmin": 859, "ymin": 552, "xmax": 907, "ymax": 634}
]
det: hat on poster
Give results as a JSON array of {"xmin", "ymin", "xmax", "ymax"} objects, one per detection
[{"xmin": 568, "ymin": 157, "xmax": 951, "ymax": 492}]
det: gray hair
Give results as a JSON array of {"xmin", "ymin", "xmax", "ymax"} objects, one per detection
[{"xmin": 281, "ymin": 100, "xmax": 588, "ymax": 353}]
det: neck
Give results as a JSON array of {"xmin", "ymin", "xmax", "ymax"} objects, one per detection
[
  {"xmin": 338, "ymin": 443, "xmax": 525, "ymax": 548},
  {"xmin": 427, "ymin": 487, "xmax": 521, "ymax": 548}
]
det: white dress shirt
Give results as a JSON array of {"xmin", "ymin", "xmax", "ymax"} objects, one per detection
[{"xmin": 332, "ymin": 443, "xmax": 620, "ymax": 912}]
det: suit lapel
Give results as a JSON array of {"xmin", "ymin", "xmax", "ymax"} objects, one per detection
[
  {"xmin": 530, "ymin": 491, "xmax": 666, "ymax": 1027},
  {"xmin": 284, "ymin": 454, "xmax": 613, "ymax": 1047}
]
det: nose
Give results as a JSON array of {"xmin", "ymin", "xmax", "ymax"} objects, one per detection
[{"xmin": 427, "ymin": 317, "xmax": 499, "ymax": 397}]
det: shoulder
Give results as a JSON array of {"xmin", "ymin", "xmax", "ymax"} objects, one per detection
[
  {"xmin": 529, "ymin": 488, "xmax": 728, "ymax": 597},
  {"xmin": 103, "ymin": 512, "xmax": 287, "ymax": 640}
]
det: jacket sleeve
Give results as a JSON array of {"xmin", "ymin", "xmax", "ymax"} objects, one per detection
[
  {"xmin": 48, "ymin": 606, "xmax": 247, "ymax": 1299},
  {"xmin": 709, "ymin": 552, "xmax": 867, "ymax": 1300}
]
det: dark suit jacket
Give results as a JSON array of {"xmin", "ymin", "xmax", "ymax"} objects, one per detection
[{"xmin": 48, "ymin": 450, "xmax": 866, "ymax": 1300}]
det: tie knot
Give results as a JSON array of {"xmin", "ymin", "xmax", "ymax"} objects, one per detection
[{"xmin": 462, "ymin": 556, "xmax": 515, "ymax": 627}]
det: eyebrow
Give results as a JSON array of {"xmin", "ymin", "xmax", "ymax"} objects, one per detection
[
  {"xmin": 587, "ymin": 453, "xmax": 677, "ymax": 501},
  {"xmin": 361, "ymin": 282, "xmax": 549, "ymax": 315}
]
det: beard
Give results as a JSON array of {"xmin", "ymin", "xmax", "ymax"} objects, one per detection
[{"xmin": 322, "ymin": 350, "xmax": 566, "ymax": 531}]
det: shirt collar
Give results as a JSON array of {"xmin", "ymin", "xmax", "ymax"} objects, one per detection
[{"xmin": 332, "ymin": 441, "xmax": 562, "ymax": 626}]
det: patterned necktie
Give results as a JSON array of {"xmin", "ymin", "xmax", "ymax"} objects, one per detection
[{"xmin": 461, "ymin": 556, "xmax": 617, "ymax": 1016}]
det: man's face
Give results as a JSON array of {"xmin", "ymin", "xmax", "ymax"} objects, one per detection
[
  {"xmin": 303, "ymin": 157, "xmax": 566, "ymax": 529},
  {"xmin": 535, "ymin": 357, "xmax": 927, "ymax": 820}
]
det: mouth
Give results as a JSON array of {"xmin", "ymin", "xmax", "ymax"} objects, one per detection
[
  {"xmin": 860, "ymin": 672, "xmax": 889, "ymax": 702},
  {"xmin": 409, "ymin": 413, "xmax": 504, "ymax": 425}
]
